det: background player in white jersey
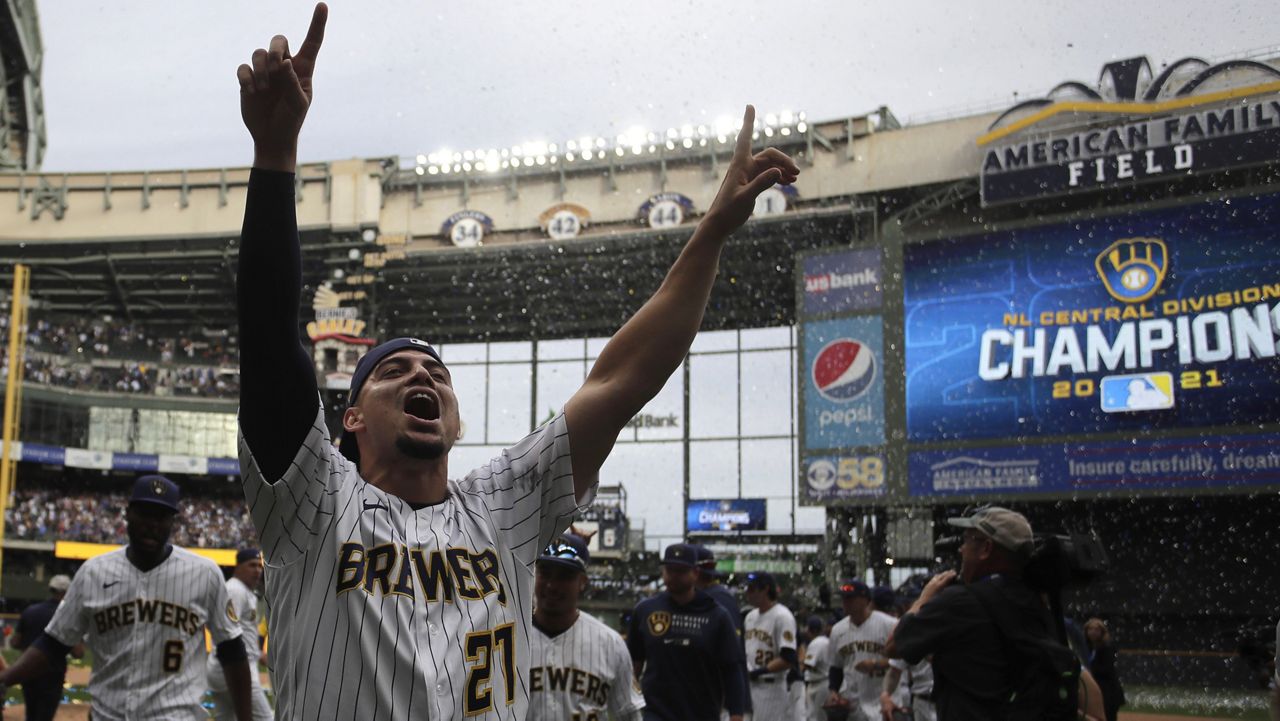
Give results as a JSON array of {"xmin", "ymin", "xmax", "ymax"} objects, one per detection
[
  {"xmin": 208, "ymin": 548, "xmax": 272, "ymax": 721},
  {"xmin": 801, "ymin": 616, "xmax": 831, "ymax": 721},
  {"xmin": 0, "ymin": 475, "xmax": 252, "ymax": 721},
  {"xmin": 234, "ymin": 5, "xmax": 799, "ymax": 720},
  {"xmin": 743, "ymin": 572, "xmax": 798, "ymax": 721},
  {"xmin": 529, "ymin": 533, "xmax": 644, "ymax": 721},
  {"xmin": 826, "ymin": 580, "xmax": 897, "ymax": 721}
]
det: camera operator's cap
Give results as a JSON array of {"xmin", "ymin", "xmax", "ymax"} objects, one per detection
[
  {"xmin": 693, "ymin": 544, "xmax": 725, "ymax": 578},
  {"xmin": 745, "ymin": 571, "xmax": 776, "ymax": 589},
  {"xmin": 236, "ymin": 548, "xmax": 262, "ymax": 566},
  {"xmin": 947, "ymin": 506, "xmax": 1033, "ymax": 554},
  {"xmin": 660, "ymin": 543, "xmax": 699, "ymax": 568},
  {"xmin": 538, "ymin": 533, "xmax": 590, "ymax": 572},
  {"xmin": 340, "ymin": 337, "xmax": 445, "ymax": 463},
  {"xmin": 129, "ymin": 474, "xmax": 180, "ymax": 513},
  {"xmin": 837, "ymin": 579, "xmax": 871, "ymax": 598},
  {"xmin": 49, "ymin": 574, "xmax": 72, "ymax": 593}
]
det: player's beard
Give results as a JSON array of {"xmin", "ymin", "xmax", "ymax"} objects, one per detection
[{"xmin": 395, "ymin": 434, "xmax": 446, "ymax": 460}]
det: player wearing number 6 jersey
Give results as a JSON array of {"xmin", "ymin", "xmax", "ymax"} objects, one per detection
[
  {"xmin": 0, "ymin": 475, "xmax": 253, "ymax": 721},
  {"xmin": 529, "ymin": 534, "xmax": 644, "ymax": 721},
  {"xmin": 235, "ymin": 5, "xmax": 797, "ymax": 721}
]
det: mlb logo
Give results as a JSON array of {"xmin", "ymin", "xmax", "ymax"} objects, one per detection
[
  {"xmin": 1100, "ymin": 372, "xmax": 1175, "ymax": 413},
  {"xmin": 811, "ymin": 338, "xmax": 877, "ymax": 402}
]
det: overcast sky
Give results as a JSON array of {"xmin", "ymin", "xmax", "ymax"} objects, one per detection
[{"xmin": 35, "ymin": 0, "xmax": 1279, "ymax": 172}]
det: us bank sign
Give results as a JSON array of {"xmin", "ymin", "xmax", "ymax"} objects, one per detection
[{"xmin": 979, "ymin": 55, "xmax": 1280, "ymax": 205}]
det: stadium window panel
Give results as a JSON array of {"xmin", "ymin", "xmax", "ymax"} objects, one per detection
[
  {"xmin": 535, "ymin": 338, "xmax": 586, "ymax": 361},
  {"xmin": 634, "ymin": 371, "xmax": 683, "ymax": 443},
  {"xmin": 600, "ymin": 441, "xmax": 682, "ymax": 541},
  {"xmin": 689, "ymin": 354, "xmax": 737, "ymax": 439},
  {"xmin": 739, "ymin": 326, "xmax": 792, "ymax": 350},
  {"xmin": 689, "ymin": 328, "xmax": 738, "ymax": 353},
  {"xmin": 89, "ymin": 407, "xmax": 132, "ymax": 452},
  {"xmin": 448, "ymin": 364, "xmax": 488, "ymax": 445},
  {"xmin": 486, "ymin": 362, "xmax": 533, "ymax": 444},
  {"xmin": 688, "ymin": 439, "xmax": 739, "ymax": 499},
  {"xmin": 765, "ymin": 498, "xmax": 794, "ymax": 534},
  {"xmin": 793, "ymin": 505, "xmax": 826, "ymax": 534},
  {"xmin": 740, "ymin": 350, "xmax": 792, "ymax": 438},
  {"xmin": 487, "ymin": 341, "xmax": 532, "ymax": 362},
  {"xmin": 439, "ymin": 342, "xmax": 487, "ymax": 364},
  {"xmin": 585, "ymin": 336, "xmax": 610, "ymax": 358},
  {"xmin": 740, "ymin": 438, "xmax": 791, "ymax": 500},
  {"xmin": 535, "ymin": 361, "xmax": 585, "ymax": 427}
]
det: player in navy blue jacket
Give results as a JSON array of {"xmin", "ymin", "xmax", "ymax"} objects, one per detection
[{"xmin": 628, "ymin": 544, "xmax": 747, "ymax": 721}]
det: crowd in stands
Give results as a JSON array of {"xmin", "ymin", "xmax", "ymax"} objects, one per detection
[
  {"xmin": 0, "ymin": 314, "xmax": 241, "ymax": 399},
  {"xmin": 6, "ymin": 489, "xmax": 254, "ymax": 549},
  {"xmin": 17, "ymin": 315, "xmax": 238, "ymax": 366}
]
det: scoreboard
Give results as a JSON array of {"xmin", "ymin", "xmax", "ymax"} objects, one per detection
[{"xmin": 798, "ymin": 192, "xmax": 1280, "ymax": 504}]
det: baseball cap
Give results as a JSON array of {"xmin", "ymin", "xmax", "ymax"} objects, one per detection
[
  {"xmin": 660, "ymin": 543, "xmax": 699, "ymax": 568},
  {"xmin": 745, "ymin": 571, "xmax": 776, "ymax": 589},
  {"xmin": 236, "ymin": 548, "xmax": 262, "ymax": 565},
  {"xmin": 693, "ymin": 544, "xmax": 725, "ymax": 578},
  {"xmin": 537, "ymin": 534, "xmax": 590, "ymax": 573},
  {"xmin": 339, "ymin": 337, "xmax": 445, "ymax": 463},
  {"xmin": 129, "ymin": 475, "xmax": 180, "ymax": 513},
  {"xmin": 872, "ymin": 585, "xmax": 896, "ymax": 610},
  {"xmin": 806, "ymin": 615, "xmax": 825, "ymax": 635},
  {"xmin": 49, "ymin": 574, "xmax": 72, "ymax": 593},
  {"xmin": 836, "ymin": 579, "xmax": 871, "ymax": 598},
  {"xmin": 947, "ymin": 506, "xmax": 1034, "ymax": 555}
]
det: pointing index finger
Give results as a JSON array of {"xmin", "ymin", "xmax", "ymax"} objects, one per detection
[
  {"xmin": 295, "ymin": 2, "xmax": 328, "ymax": 64},
  {"xmin": 735, "ymin": 104, "xmax": 755, "ymax": 160}
]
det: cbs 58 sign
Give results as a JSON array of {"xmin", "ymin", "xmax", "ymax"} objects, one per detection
[{"xmin": 804, "ymin": 455, "xmax": 887, "ymax": 501}]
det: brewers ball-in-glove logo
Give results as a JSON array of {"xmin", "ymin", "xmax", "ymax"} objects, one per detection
[
  {"xmin": 227, "ymin": 599, "xmax": 239, "ymax": 623},
  {"xmin": 811, "ymin": 339, "xmax": 877, "ymax": 402},
  {"xmin": 1095, "ymin": 237, "xmax": 1169, "ymax": 303},
  {"xmin": 647, "ymin": 611, "xmax": 671, "ymax": 637},
  {"xmin": 152, "ymin": 478, "xmax": 166, "ymax": 496}
]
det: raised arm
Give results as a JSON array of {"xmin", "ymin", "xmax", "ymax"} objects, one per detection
[
  {"xmin": 235, "ymin": 3, "xmax": 328, "ymax": 479},
  {"xmin": 564, "ymin": 106, "xmax": 799, "ymax": 495}
]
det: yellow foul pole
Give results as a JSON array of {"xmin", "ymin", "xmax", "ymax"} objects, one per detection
[{"xmin": 0, "ymin": 263, "xmax": 31, "ymax": 592}]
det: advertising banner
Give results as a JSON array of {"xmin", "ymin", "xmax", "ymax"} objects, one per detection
[
  {"xmin": 909, "ymin": 432, "xmax": 1280, "ymax": 497},
  {"xmin": 802, "ymin": 454, "xmax": 888, "ymax": 502},
  {"xmin": 904, "ymin": 194, "xmax": 1280, "ymax": 442},
  {"xmin": 802, "ymin": 315, "xmax": 885, "ymax": 450},
  {"xmin": 801, "ymin": 247, "xmax": 882, "ymax": 317},
  {"xmin": 686, "ymin": 499, "xmax": 767, "ymax": 532}
]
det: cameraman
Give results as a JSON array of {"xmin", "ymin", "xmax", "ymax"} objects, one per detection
[{"xmin": 884, "ymin": 507, "xmax": 1100, "ymax": 721}]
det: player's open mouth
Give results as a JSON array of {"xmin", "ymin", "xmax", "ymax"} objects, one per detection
[{"xmin": 404, "ymin": 392, "xmax": 441, "ymax": 422}]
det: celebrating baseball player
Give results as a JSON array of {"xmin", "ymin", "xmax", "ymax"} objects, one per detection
[
  {"xmin": 528, "ymin": 533, "xmax": 644, "ymax": 721},
  {"xmin": 743, "ymin": 572, "xmax": 799, "ymax": 720},
  {"xmin": 0, "ymin": 475, "xmax": 253, "ymax": 721},
  {"xmin": 827, "ymin": 580, "xmax": 898, "ymax": 721},
  {"xmin": 234, "ymin": 4, "xmax": 798, "ymax": 720},
  {"xmin": 207, "ymin": 548, "xmax": 272, "ymax": 721}
]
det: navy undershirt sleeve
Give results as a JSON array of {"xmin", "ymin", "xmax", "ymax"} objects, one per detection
[
  {"xmin": 32, "ymin": 633, "xmax": 71, "ymax": 661},
  {"xmin": 215, "ymin": 637, "xmax": 249, "ymax": 664},
  {"xmin": 236, "ymin": 169, "xmax": 319, "ymax": 480},
  {"xmin": 780, "ymin": 646, "xmax": 798, "ymax": 668},
  {"xmin": 829, "ymin": 666, "xmax": 844, "ymax": 693}
]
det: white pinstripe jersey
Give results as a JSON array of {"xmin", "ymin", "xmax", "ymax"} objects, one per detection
[
  {"xmin": 207, "ymin": 576, "xmax": 263, "ymax": 675},
  {"xmin": 528, "ymin": 611, "xmax": 644, "ymax": 721},
  {"xmin": 829, "ymin": 610, "xmax": 897, "ymax": 721},
  {"xmin": 744, "ymin": 602, "xmax": 798, "ymax": 681},
  {"xmin": 44, "ymin": 546, "xmax": 241, "ymax": 721},
  {"xmin": 239, "ymin": 404, "xmax": 591, "ymax": 720}
]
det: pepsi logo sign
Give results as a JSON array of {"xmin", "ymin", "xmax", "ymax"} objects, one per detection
[{"xmin": 811, "ymin": 338, "xmax": 877, "ymax": 403}]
